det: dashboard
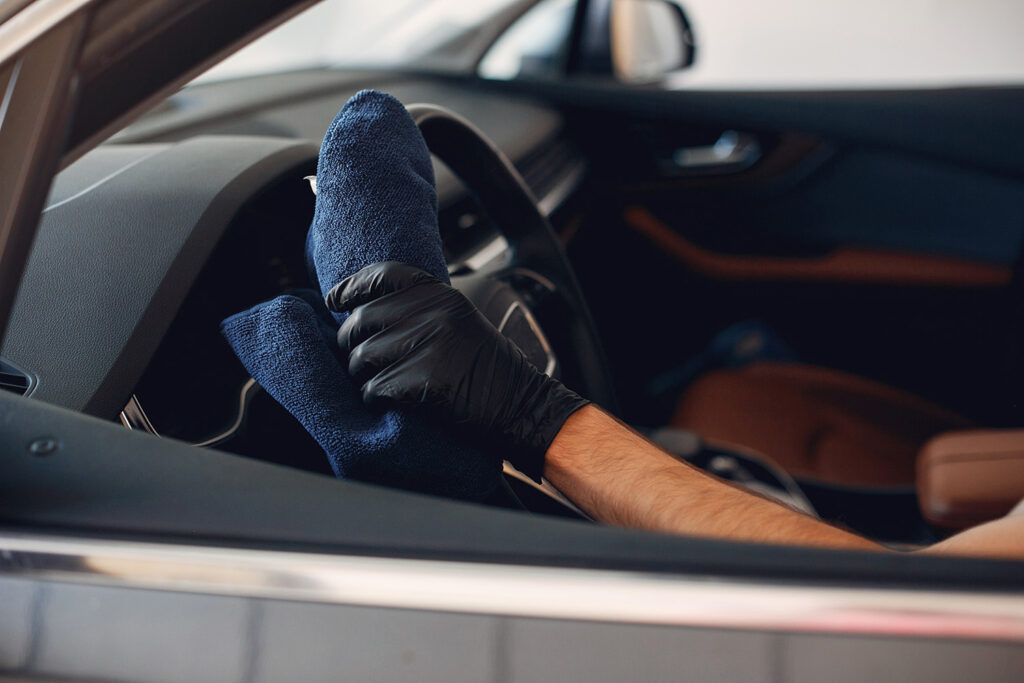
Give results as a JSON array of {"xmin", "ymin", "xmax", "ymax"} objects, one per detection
[{"xmin": 1, "ymin": 73, "xmax": 585, "ymax": 473}]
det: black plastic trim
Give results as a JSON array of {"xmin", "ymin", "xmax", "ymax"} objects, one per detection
[
  {"xmin": 1, "ymin": 137, "xmax": 317, "ymax": 417},
  {"xmin": 1, "ymin": 389, "xmax": 1022, "ymax": 592}
]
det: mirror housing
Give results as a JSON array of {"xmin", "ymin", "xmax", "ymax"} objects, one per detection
[{"xmin": 609, "ymin": 0, "xmax": 695, "ymax": 83}]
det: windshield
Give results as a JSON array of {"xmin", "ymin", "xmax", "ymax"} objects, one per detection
[{"xmin": 197, "ymin": 0, "xmax": 528, "ymax": 82}]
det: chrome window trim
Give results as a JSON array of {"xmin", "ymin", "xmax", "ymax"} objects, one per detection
[{"xmin": 1, "ymin": 531, "xmax": 1023, "ymax": 642}]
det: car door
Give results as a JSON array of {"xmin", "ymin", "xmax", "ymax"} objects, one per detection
[
  {"xmin": 2, "ymin": 2, "xmax": 1024, "ymax": 682},
  {"xmin": 476, "ymin": 0, "xmax": 1024, "ymax": 426}
]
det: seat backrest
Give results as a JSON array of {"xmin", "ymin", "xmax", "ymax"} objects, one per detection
[{"xmin": 918, "ymin": 430, "xmax": 1024, "ymax": 530}]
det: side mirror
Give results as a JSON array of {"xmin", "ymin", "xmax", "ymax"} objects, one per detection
[{"xmin": 610, "ymin": 0, "xmax": 695, "ymax": 83}]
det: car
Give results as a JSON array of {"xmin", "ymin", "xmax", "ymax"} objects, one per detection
[{"xmin": 1, "ymin": 0, "xmax": 1023, "ymax": 681}]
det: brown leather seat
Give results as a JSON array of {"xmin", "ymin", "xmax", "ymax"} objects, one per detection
[
  {"xmin": 672, "ymin": 363, "xmax": 973, "ymax": 487},
  {"xmin": 918, "ymin": 430, "xmax": 1024, "ymax": 530}
]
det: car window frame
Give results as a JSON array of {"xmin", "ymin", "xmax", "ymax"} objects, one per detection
[{"xmin": 1, "ymin": 0, "xmax": 1024, "ymax": 645}]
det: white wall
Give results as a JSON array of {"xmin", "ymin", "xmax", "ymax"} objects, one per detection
[
  {"xmin": 200, "ymin": 0, "xmax": 1024, "ymax": 90},
  {"xmin": 673, "ymin": 0, "xmax": 1024, "ymax": 89}
]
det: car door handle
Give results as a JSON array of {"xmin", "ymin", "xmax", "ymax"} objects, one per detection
[{"xmin": 671, "ymin": 131, "xmax": 761, "ymax": 172}]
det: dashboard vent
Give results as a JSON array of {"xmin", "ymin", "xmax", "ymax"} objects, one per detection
[{"xmin": 0, "ymin": 358, "xmax": 31, "ymax": 396}]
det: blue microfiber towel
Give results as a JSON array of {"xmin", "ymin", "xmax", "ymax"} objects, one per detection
[
  {"xmin": 306, "ymin": 90, "xmax": 449, "ymax": 300},
  {"xmin": 221, "ymin": 90, "xmax": 500, "ymax": 500}
]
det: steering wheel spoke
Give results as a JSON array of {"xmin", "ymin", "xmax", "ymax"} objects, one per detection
[{"xmin": 409, "ymin": 103, "xmax": 617, "ymax": 412}]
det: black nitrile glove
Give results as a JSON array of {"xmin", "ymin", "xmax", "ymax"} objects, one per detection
[{"xmin": 326, "ymin": 261, "xmax": 590, "ymax": 481}]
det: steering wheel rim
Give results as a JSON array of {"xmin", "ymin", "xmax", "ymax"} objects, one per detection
[{"xmin": 407, "ymin": 103, "xmax": 618, "ymax": 413}]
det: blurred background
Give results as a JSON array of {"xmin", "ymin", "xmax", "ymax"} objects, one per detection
[{"xmin": 200, "ymin": 0, "xmax": 1024, "ymax": 89}]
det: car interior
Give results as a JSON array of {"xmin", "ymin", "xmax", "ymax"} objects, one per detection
[{"xmin": 3, "ymin": 0, "xmax": 1024, "ymax": 564}]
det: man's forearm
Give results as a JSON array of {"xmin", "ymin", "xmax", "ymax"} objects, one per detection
[
  {"xmin": 333, "ymin": 259, "xmax": 1023, "ymax": 557},
  {"xmin": 544, "ymin": 405, "xmax": 882, "ymax": 551}
]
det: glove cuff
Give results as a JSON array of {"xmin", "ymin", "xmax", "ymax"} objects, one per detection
[{"xmin": 509, "ymin": 378, "xmax": 590, "ymax": 483}]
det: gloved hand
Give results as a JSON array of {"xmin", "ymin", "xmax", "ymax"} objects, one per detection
[{"xmin": 326, "ymin": 261, "xmax": 590, "ymax": 481}]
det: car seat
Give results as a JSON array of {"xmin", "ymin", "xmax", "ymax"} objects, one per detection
[{"xmin": 670, "ymin": 362, "xmax": 973, "ymax": 487}]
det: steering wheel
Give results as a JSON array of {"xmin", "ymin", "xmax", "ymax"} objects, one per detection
[{"xmin": 408, "ymin": 104, "xmax": 617, "ymax": 415}]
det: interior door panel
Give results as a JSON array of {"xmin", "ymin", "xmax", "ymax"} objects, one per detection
[
  {"xmin": 489, "ymin": 78, "xmax": 1024, "ymax": 426},
  {"xmin": 622, "ymin": 206, "xmax": 1013, "ymax": 288},
  {"xmin": 562, "ymin": 105, "xmax": 1024, "ymax": 269},
  {"xmin": 618, "ymin": 146, "xmax": 1024, "ymax": 270}
]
